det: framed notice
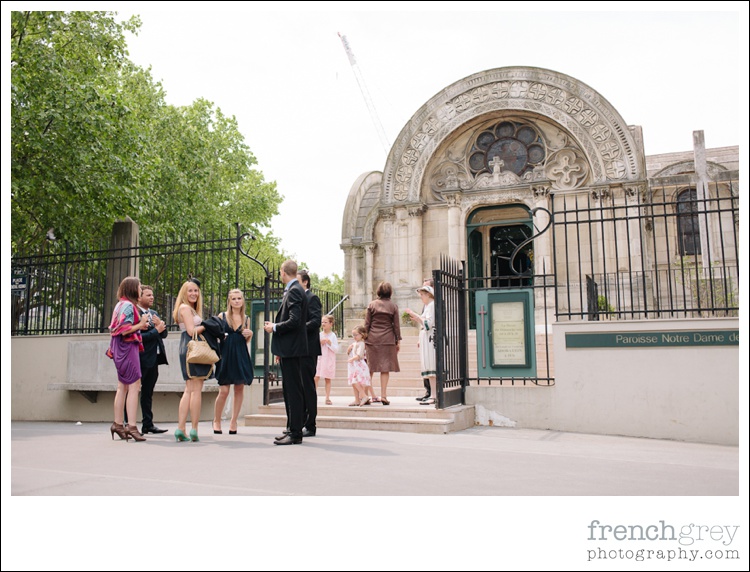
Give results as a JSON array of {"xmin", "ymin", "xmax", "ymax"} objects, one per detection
[{"xmin": 491, "ymin": 300, "xmax": 528, "ymax": 367}]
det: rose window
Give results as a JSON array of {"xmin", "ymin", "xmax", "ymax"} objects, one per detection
[{"xmin": 469, "ymin": 121, "xmax": 546, "ymax": 177}]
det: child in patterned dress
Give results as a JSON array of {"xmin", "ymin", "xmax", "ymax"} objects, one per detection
[{"xmin": 347, "ymin": 325, "xmax": 371, "ymax": 407}]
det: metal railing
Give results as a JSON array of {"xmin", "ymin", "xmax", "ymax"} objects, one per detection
[
  {"xmin": 551, "ymin": 179, "xmax": 739, "ymax": 321},
  {"xmin": 11, "ymin": 228, "xmax": 346, "ymax": 339}
]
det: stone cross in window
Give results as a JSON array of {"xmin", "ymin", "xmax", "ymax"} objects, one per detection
[{"xmin": 489, "ymin": 156, "xmax": 505, "ymax": 174}]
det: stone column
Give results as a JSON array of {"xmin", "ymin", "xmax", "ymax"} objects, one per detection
[
  {"xmin": 364, "ymin": 243, "xmax": 376, "ymax": 302},
  {"xmin": 531, "ymin": 185, "xmax": 553, "ymax": 319},
  {"xmin": 104, "ymin": 217, "xmax": 139, "ymax": 329},
  {"xmin": 444, "ymin": 192, "xmax": 462, "ymax": 260},
  {"xmin": 342, "ymin": 242, "xmax": 373, "ymax": 332},
  {"xmin": 391, "ymin": 204, "xmax": 425, "ymax": 310},
  {"xmin": 693, "ymin": 130, "xmax": 712, "ymax": 271}
]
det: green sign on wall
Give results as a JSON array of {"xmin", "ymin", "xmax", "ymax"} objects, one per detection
[{"xmin": 566, "ymin": 330, "xmax": 739, "ymax": 348}]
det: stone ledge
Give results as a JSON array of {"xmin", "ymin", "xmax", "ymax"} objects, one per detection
[
  {"xmin": 47, "ymin": 382, "xmax": 219, "ymax": 404},
  {"xmin": 48, "ymin": 382, "xmax": 220, "ymax": 392}
]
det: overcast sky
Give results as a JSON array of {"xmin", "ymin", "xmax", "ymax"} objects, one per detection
[{"xmin": 108, "ymin": 2, "xmax": 748, "ymax": 279}]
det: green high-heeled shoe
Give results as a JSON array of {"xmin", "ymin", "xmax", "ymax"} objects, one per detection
[
  {"xmin": 189, "ymin": 428, "xmax": 199, "ymax": 442},
  {"xmin": 175, "ymin": 429, "xmax": 190, "ymax": 442}
]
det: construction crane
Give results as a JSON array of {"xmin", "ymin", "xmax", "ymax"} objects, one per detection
[{"xmin": 338, "ymin": 32, "xmax": 390, "ymax": 156}]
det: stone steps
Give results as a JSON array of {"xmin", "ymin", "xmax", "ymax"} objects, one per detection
[{"xmin": 243, "ymin": 396, "xmax": 476, "ymax": 434}]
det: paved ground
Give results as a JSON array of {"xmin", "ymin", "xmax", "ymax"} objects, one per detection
[
  {"xmin": 10, "ymin": 419, "xmax": 738, "ymax": 496},
  {"xmin": 7, "ymin": 419, "xmax": 744, "ymax": 571}
]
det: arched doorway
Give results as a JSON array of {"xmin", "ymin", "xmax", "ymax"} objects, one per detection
[{"xmin": 467, "ymin": 204, "xmax": 533, "ymax": 328}]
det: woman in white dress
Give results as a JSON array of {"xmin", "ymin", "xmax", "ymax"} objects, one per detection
[{"xmin": 405, "ymin": 285, "xmax": 437, "ymax": 405}]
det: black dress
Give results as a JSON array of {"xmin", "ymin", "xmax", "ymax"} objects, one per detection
[{"xmin": 216, "ymin": 314, "xmax": 254, "ymax": 386}]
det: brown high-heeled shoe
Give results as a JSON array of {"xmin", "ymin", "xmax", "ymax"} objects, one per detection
[
  {"xmin": 125, "ymin": 424, "xmax": 147, "ymax": 442},
  {"xmin": 110, "ymin": 422, "xmax": 130, "ymax": 440}
]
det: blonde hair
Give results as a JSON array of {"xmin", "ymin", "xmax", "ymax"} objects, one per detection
[
  {"xmin": 281, "ymin": 259, "xmax": 298, "ymax": 279},
  {"xmin": 225, "ymin": 288, "xmax": 247, "ymax": 328},
  {"xmin": 172, "ymin": 280, "xmax": 203, "ymax": 322},
  {"xmin": 322, "ymin": 314, "xmax": 334, "ymax": 325}
]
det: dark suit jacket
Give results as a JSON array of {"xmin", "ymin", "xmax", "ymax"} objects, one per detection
[
  {"xmin": 305, "ymin": 290, "xmax": 322, "ymax": 357},
  {"xmin": 271, "ymin": 279, "xmax": 308, "ymax": 358},
  {"xmin": 139, "ymin": 308, "xmax": 168, "ymax": 369}
]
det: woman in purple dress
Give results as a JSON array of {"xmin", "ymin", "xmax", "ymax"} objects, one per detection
[{"xmin": 108, "ymin": 276, "xmax": 149, "ymax": 442}]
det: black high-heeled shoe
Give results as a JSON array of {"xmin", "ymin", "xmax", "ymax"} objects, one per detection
[
  {"xmin": 110, "ymin": 422, "xmax": 129, "ymax": 440},
  {"xmin": 228, "ymin": 430, "xmax": 237, "ymax": 435},
  {"xmin": 381, "ymin": 397, "xmax": 390, "ymax": 406},
  {"xmin": 212, "ymin": 422, "xmax": 222, "ymax": 434}
]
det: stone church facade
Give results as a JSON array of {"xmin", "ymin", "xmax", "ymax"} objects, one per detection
[{"xmin": 340, "ymin": 66, "xmax": 739, "ymax": 331}]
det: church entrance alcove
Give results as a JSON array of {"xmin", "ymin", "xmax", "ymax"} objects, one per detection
[{"xmin": 467, "ymin": 204, "xmax": 534, "ymax": 328}]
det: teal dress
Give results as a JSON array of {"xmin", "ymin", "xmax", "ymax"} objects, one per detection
[{"xmin": 216, "ymin": 314, "xmax": 254, "ymax": 386}]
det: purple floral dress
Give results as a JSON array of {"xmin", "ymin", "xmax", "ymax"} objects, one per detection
[{"xmin": 108, "ymin": 298, "xmax": 143, "ymax": 385}]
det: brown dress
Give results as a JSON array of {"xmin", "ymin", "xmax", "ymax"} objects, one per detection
[{"xmin": 364, "ymin": 298, "xmax": 401, "ymax": 374}]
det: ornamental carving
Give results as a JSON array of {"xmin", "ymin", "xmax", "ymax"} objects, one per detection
[
  {"xmin": 379, "ymin": 207, "xmax": 395, "ymax": 221},
  {"xmin": 383, "ymin": 67, "xmax": 644, "ymax": 205},
  {"xmin": 545, "ymin": 149, "xmax": 588, "ymax": 191},
  {"xmin": 407, "ymin": 205, "xmax": 426, "ymax": 218},
  {"xmin": 591, "ymin": 187, "xmax": 610, "ymax": 202},
  {"xmin": 429, "ymin": 162, "xmax": 472, "ymax": 194}
]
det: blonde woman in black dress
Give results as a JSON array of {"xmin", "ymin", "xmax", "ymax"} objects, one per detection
[{"xmin": 212, "ymin": 289, "xmax": 254, "ymax": 434}]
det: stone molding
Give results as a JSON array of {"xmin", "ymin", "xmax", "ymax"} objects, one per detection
[{"xmin": 383, "ymin": 67, "xmax": 645, "ymax": 205}]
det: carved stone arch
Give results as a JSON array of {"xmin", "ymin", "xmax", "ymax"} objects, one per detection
[
  {"xmin": 653, "ymin": 160, "xmax": 729, "ymax": 179},
  {"xmin": 362, "ymin": 204, "xmax": 382, "ymax": 242},
  {"xmin": 460, "ymin": 190, "xmax": 537, "ymax": 218},
  {"xmin": 341, "ymin": 171, "xmax": 382, "ymax": 246},
  {"xmin": 382, "ymin": 66, "xmax": 646, "ymax": 205}
]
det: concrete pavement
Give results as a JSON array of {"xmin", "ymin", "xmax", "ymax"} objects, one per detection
[{"xmin": 10, "ymin": 420, "xmax": 738, "ymax": 496}]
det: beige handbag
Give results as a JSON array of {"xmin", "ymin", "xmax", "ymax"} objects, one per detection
[{"xmin": 186, "ymin": 331, "xmax": 220, "ymax": 365}]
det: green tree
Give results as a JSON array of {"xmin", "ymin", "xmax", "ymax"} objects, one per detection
[
  {"xmin": 11, "ymin": 10, "xmax": 282, "ymax": 255},
  {"xmin": 311, "ymin": 272, "xmax": 344, "ymax": 295},
  {"xmin": 11, "ymin": 11, "xmax": 157, "ymax": 251},
  {"xmin": 142, "ymin": 98, "xmax": 281, "ymax": 242}
]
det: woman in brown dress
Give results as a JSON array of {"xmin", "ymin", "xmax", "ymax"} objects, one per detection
[{"xmin": 364, "ymin": 281, "xmax": 401, "ymax": 405}]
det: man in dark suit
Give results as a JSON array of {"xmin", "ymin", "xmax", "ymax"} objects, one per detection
[
  {"xmin": 297, "ymin": 270, "xmax": 321, "ymax": 437},
  {"xmin": 137, "ymin": 285, "xmax": 169, "ymax": 434},
  {"xmin": 264, "ymin": 260, "xmax": 308, "ymax": 445}
]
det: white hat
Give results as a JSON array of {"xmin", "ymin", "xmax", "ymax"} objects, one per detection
[{"xmin": 416, "ymin": 285, "xmax": 434, "ymax": 297}]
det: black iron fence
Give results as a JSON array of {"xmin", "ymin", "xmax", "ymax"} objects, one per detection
[
  {"xmin": 433, "ymin": 256, "xmax": 469, "ymax": 408},
  {"xmin": 552, "ymin": 180, "xmax": 739, "ymax": 321},
  {"xmin": 11, "ymin": 227, "xmax": 346, "ymax": 339}
]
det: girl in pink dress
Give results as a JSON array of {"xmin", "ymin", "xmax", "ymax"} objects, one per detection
[
  {"xmin": 315, "ymin": 315, "xmax": 339, "ymax": 405},
  {"xmin": 347, "ymin": 325, "xmax": 371, "ymax": 407}
]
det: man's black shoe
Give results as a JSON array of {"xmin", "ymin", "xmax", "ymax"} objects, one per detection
[
  {"xmin": 142, "ymin": 425, "xmax": 168, "ymax": 434},
  {"xmin": 274, "ymin": 430, "xmax": 291, "ymax": 441},
  {"xmin": 274, "ymin": 435, "xmax": 302, "ymax": 445},
  {"xmin": 301, "ymin": 428, "xmax": 316, "ymax": 437}
]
